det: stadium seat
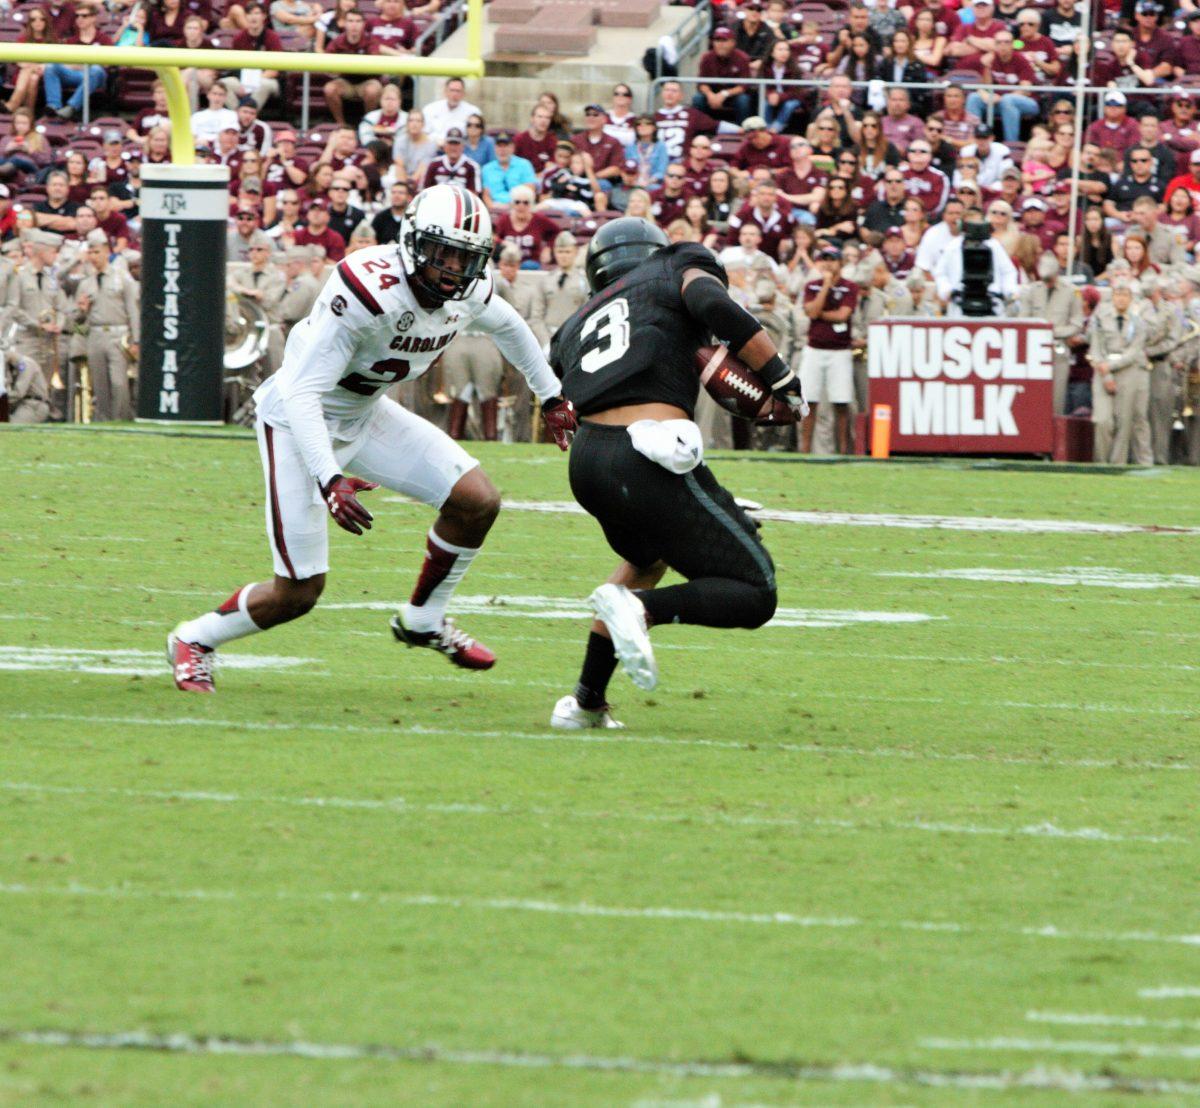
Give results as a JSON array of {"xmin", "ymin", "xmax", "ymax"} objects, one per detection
[
  {"xmin": 36, "ymin": 121, "xmax": 74, "ymax": 146},
  {"xmin": 806, "ymin": 9, "xmax": 843, "ymax": 29},
  {"xmin": 275, "ymin": 27, "xmax": 308, "ymax": 50},
  {"xmin": 540, "ymin": 209, "xmax": 575, "ymax": 234}
]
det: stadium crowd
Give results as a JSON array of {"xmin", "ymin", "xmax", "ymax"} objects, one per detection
[{"xmin": 3, "ymin": 0, "xmax": 1200, "ymax": 462}]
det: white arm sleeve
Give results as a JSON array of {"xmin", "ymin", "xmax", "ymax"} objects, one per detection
[
  {"xmin": 990, "ymin": 241, "xmax": 1020, "ymax": 300},
  {"xmin": 933, "ymin": 242, "xmax": 960, "ymax": 302},
  {"xmin": 475, "ymin": 290, "xmax": 561, "ymax": 403},
  {"xmin": 273, "ymin": 289, "xmax": 363, "ymax": 488}
]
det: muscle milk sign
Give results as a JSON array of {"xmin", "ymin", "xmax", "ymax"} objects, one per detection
[{"xmin": 867, "ymin": 319, "xmax": 1055, "ymax": 454}]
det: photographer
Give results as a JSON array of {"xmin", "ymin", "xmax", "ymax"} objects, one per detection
[
  {"xmin": 932, "ymin": 214, "xmax": 1018, "ymax": 317},
  {"xmin": 799, "ymin": 245, "xmax": 858, "ymax": 455}
]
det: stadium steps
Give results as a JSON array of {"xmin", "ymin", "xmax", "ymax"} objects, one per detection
[{"xmin": 428, "ymin": 1, "xmax": 695, "ymax": 129}]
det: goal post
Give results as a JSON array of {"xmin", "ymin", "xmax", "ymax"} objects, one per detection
[
  {"xmin": 0, "ymin": 3, "xmax": 485, "ymax": 163},
  {"xmin": 0, "ymin": 1, "xmax": 485, "ymax": 422}
]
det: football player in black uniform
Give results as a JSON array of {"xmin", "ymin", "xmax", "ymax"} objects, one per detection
[{"xmin": 548, "ymin": 218, "xmax": 806, "ymax": 729}]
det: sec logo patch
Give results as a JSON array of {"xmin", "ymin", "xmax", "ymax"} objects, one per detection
[
  {"xmin": 397, "ymin": 311, "xmax": 415, "ymax": 332},
  {"xmin": 331, "ymin": 295, "xmax": 347, "ymax": 317}
]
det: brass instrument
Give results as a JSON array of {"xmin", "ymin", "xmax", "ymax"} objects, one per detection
[
  {"xmin": 72, "ymin": 356, "xmax": 91, "ymax": 424},
  {"xmin": 0, "ymin": 320, "xmax": 14, "ymax": 423},
  {"xmin": 224, "ymin": 291, "xmax": 270, "ymax": 373},
  {"xmin": 68, "ymin": 317, "xmax": 90, "ymax": 425},
  {"xmin": 119, "ymin": 331, "xmax": 139, "ymax": 368},
  {"xmin": 224, "ymin": 292, "xmax": 271, "ymax": 425},
  {"xmin": 1168, "ymin": 319, "xmax": 1200, "ymax": 432},
  {"xmin": 70, "ymin": 278, "xmax": 93, "ymax": 423}
]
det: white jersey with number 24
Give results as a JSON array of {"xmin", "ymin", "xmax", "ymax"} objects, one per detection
[{"xmin": 254, "ymin": 243, "xmax": 558, "ymax": 487}]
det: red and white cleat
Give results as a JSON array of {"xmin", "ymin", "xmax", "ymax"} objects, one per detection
[
  {"xmin": 390, "ymin": 613, "xmax": 496, "ymax": 670},
  {"xmin": 167, "ymin": 627, "xmax": 216, "ymax": 693}
]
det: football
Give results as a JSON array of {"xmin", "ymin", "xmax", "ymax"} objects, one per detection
[{"xmin": 695, "ymin": 344, "xmax": 797, "ymax": 424}]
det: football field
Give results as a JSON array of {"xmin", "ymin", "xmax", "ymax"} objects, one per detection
[{"xmin": 3, "ymin": 425, "xmax": 1200, "ymax": 1106}]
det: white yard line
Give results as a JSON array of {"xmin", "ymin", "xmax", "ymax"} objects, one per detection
[
  {"xmin": 6, "ymin": 1028, "xmax": 1200, "ymax": 1096},
  {"xmin": 4, "ymin": 711, "xmax": 1193, "ymax": 773},
  {"xmin": 1, "ymin": 880, "xmax": 1198, "ymax": 948},
  {"xmin": 921, "ymin": 1036, "xmax": 1200, "ymax": 1060},
  {"xmin": 882, "ymin": 567, "xmax": 1200, "ymax": 590},
  {"xmin": 1, "ymin": 780, "xmax": 1177, "ymax": 845},
  {"xmin": 300, "ymin": 625, "xmax": 1200, "ymax": 674},
  {"xmin": 806, "ymin": 689, "xmax": 1196, "ymax": 718},
  {"xmin": 0, "ymin": 580, "xmax": 215, "ymax": 598},
  {"xmin": 0, "ymin": 646, "xmax": 316, "ymax": 678},
  {"xmin": 210, "ymin": 661, "xmax": 1193, "ymax": 721},
  {"xmin": 495, "ymin": 500, "xmax": 1200, "ymax": 537},
  {"xmin": 321, "ymin": 595, "xmax": 942, "ymax": 631},
  {"xmin": 35, "ymin": 618, "xmax": 1200, "ymax": 674},
  {"xmin": 1140, "ymin": 987, "xmax": 1200, "ymax": 999},
  {"xmin": 1028, "ymin": 1011, "xmax": 1200, "ymax": 1032}
]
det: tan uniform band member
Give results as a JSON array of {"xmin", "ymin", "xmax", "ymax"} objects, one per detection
[{"xmin": 75, "ymin": 229, "xmax": 140, "ymax": 422}]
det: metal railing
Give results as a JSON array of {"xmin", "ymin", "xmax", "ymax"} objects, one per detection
[
  {"xmin": 674, "ymin": 0, "xmax": 713, "ymax": 70},
  {"xmin": 414, "ymin": 0, "xmax": 469, "ymax": 56}
]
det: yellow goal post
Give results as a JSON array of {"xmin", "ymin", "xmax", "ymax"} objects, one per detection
[{"xmin": 0, "ymin": 0, "xmax": 484, "ymax": 165}]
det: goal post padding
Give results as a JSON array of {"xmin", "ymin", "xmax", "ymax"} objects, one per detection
[{"xmin": 137, "ymin": 165, "xmax": 231, "ymax": 424}]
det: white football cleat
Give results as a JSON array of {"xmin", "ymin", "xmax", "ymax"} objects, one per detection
[
  {"xmin": 588, "ymin": 583, "xmax": 658, "ymax": 691},
  {"xmin": 551, "ymin": 694, "xmax": 625, "ymax": 730}
]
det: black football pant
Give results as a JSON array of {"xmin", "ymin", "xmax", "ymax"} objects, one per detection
[{"xmin": 568, "ymin": 421, "xmax": 777, "ymax": 629}]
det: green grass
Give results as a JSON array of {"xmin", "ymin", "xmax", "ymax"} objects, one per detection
[{"xmin": 2, "ymin": 426, "xmax": 1200, "ymax": 1106}]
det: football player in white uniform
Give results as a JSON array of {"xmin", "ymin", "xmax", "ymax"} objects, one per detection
[{"xmin": 168, "ymin": 184, "xmax": 577, "ymax": 692}]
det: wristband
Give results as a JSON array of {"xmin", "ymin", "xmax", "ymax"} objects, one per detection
[{"xmin": 758, "ymin": 354, "xmax": 790, "ymax": 389}]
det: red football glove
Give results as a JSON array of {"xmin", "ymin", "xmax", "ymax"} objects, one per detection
[
  {"xmin": 321, "ymin": 474, "xmax": 379, "ymax": 535},
  {"xmin": 541, "ymin": 396, "xmax": 577, "ymax": 451}
]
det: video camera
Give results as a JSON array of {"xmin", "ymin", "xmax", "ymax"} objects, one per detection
[{"xmin": 958, "ymin": 220, "xmax": 995, "ymax": 318}]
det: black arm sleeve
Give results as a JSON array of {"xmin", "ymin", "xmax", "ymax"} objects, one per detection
[{"xmin": 680, "ymin": 274, "xmax": 764, "ymax": 354}]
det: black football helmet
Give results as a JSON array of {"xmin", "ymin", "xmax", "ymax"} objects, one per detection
[{"xmin": 584, "ymin": 217, "xmax": 669, "ymax": 293}]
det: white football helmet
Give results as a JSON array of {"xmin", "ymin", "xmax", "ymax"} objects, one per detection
[{"xmin": 399, "ymin": 184, "xmax": 493, "ymax": 302}]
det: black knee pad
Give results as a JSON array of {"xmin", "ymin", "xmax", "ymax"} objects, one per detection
[{"xmin": 740, "ymin": 584, "xmax": 777, "ymax": 630}]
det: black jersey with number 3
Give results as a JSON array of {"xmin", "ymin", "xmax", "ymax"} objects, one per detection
[{"xmin": 550, "ymin": 242, "xmax": 727, "ymax": 418}]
